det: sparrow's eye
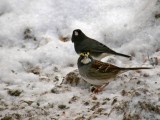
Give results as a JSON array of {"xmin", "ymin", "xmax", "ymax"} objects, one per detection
[{"xmin": 74, "ymin": 31, "xmax": 79, "ymax": 36}]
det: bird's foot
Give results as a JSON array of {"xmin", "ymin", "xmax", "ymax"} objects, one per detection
[
  {"xmin": 91, "ymin": 83, "xmax": 108, "ymax": 93},
  {"xmin": 91, "ymin": 86, "xmax": 102, "ymax": 93}
]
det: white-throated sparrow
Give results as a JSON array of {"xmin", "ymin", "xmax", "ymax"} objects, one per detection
[{"xmin": 77, "ymin": 52, "xmax": 152, "ymax": 92}]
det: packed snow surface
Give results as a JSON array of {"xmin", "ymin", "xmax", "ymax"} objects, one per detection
[{"xmin": 0, "ymin": 0, "xmax": 160, "ymax": 119}]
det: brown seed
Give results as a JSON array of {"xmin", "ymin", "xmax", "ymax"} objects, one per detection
[{"xmin": 111, "ymin": 98, "xmax": 117, "ymax": 105}]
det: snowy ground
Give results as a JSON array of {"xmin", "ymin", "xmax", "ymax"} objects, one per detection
[{"xmin": 0, "ymin": 0, "xmax": 160, "ymax": 120}]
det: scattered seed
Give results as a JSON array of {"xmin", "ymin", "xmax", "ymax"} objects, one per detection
[
  {"xmin": 75, "ymin": 116, "xmax": 85, "ymax": 120},
  {"xmin": 84, "ymin": 101, "xmax": 90, "ymax": 106},
  {"xmin": 58, "ymin": 104, "xmax": 67, "ymax": 110},
  {"xmin": 37, "ymin": 102, "xmax": 40, "ymax": 106},
  {"xmin": 69, "ymin": 96, "xmax": 79, "ymax": 104},
  {"xmin": 143, "ymin": 73, "xmax": 149, "ymax": 77},
  {"xmin": 8, "ymin": 89, "xmax": 22, "ymax": 97},
  {"xmin": 137, "ymin": 81, "xmax": 141, "ymax": 84},
  {"xmin": 92, "ymin": 95, "xmax": 98, "ymax": 100},
  {"xmin": 135, "ymin": 91, "xmax": 141, "ymax": 96},
  {"xmin": 55, "ymin": 76, "xmax": 59, "ymax": 81},
  {"xmin": 104, "ymin": 98, "xmax": 110, "ymax": 101},
  {"xmin": 121, "ymin": 90, "xmax": 126, "ymax": 96},
  {"xmin": 1, "ymin": 116, "xmax": 12, "ymax": 120},
  {"xmin": 91, "ymin": 102, "xmax": 100, "ymax": 111},
  {"xmin": 96, "ymin": 108, "xmax": 104, "ymax": 113},
  {"xmin": 59, "ymin": 35, "xmax": 70, "ymax": 42},
  {"xmin": 51, "ymin": 88, "xmax": 59, "ymax": 94},
  {"xmin": 111, "ymin": 98, "xmax": 117, "ymax": 105},
  {"xmin": 102, "ymin": 101, "xmax": 107, "ymax": 105},
  {"xmin": 54, "ymin": 67, "xmax": 59, "ymax": 72}
]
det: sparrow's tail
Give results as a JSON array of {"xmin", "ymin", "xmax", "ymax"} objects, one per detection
[{"xmin": 121, "ymin": 67, "xmax": 152, "ymax": 70}]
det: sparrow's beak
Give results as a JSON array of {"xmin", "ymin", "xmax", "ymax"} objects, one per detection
[
  {"xmin": 84, "ymin": 56, "xmax": 88, "ymax": 59},
  {"xmin": 81, "ymin": 55, "xmax": 91, "ymax": 64}
]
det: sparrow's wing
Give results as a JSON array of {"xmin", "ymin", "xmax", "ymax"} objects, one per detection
[
  {"xmin": 91, "ymin": 60, "xmax": 120, "ymax": 73},
  {"xmin": 87, "ymin": 60, "xmax": 120, "ymax": 80}
]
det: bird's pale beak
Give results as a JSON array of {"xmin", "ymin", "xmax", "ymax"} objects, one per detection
[{"xmin": 74, "ymin": 31, "xmax": 78, "ymax": 36}]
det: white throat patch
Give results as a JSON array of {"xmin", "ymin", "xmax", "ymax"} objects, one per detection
[
  {"xmin": 74, "ymin": 31, "xmax": 78, "ymax": 36},
  {"xmin": 81, "ymin": 57, "xmax": 91, "ymax": 64}
]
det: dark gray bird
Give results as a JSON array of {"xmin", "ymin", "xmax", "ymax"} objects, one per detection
[
  {"xmin": 72, "ymin": 29, "xmax": 131, "ymax": 60},
  {"xmin": 78, "ymin": 52, "xmax": 152, "ymax": 87}
]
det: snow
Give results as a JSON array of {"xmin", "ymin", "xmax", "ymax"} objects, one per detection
[{"xmin": 0, "ymin": 0, "xmax": 160, "ymax": 119}]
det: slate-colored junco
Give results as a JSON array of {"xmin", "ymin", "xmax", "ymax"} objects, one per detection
[{"xmin": 72, "ymin": 29, "xmax": 131, "ymax": 60}]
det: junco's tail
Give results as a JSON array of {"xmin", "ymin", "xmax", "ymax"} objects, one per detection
[{"xmin": 115, "ymin": 52, "xmax": 131, "ymax": 58}]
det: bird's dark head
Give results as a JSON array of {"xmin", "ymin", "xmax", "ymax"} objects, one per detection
[
  {"xmin": 78, "ymin": 52, "xmax": 93, "ymax": 66},
  {"xmin": 71, "ymin": 29, "xmax": 86, "ymax": 43}
]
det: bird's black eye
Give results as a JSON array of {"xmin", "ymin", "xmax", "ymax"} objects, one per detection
[{"xmin": 74, "ymin": 31, "xmax": 79, "ymax": 36}]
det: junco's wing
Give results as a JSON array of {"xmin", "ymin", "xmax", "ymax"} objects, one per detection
[
  {"xmin": 81, "ymin": 38, "xmax": 131, "ymax": 58},
  {"xmin": 81, "ymin": 38, "xmax": 116, "ymax": 54}
]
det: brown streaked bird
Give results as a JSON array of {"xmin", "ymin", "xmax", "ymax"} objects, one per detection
[
  {"xmin": 77, "ymin": 52, "xmax": 152, "ymax": 92},
  {"xmin": 72, "ymin": 29, "xmax": 131, "ymax": 60}
]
